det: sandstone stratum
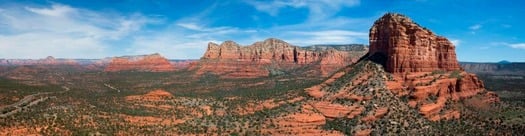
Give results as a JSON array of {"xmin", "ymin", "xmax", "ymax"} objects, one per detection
[
  {"xmin": 368, "ymin": 13, "xmax": 461, "ymax": 73},
  {"xmin": 105, "ymin": 53, "xmax": 175, "ymax": 72},
  {"xmin": 193, "ymin": 38, "xmax": 367, "ymax": 78}
]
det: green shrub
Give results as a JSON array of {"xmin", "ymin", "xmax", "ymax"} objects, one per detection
[
  {"xmin": 431, "ymin": 70, "xmax": 445, "ymax": 75},
  {"xmin": 449, "ymin": 70, "xmax": 462, "ymax": 79}
]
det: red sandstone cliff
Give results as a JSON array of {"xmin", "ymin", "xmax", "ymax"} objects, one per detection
[
  {"xmin": 369, "ymin": 13, "xmax": 461, "ymax": 73},
  {"xmin": 297, "ymin": 14, "xmax": 500, "ymax": 134},
  {"xmin": 195, "ymin": 38, "xmax": 367, "ymax": 78},
  {"xmin": 371, "ymin": 13, "xmax": 499, "ymax": 120},
  {"xmin": 104, "ymin": 53, "xmax": 175, "ymax": 72}
]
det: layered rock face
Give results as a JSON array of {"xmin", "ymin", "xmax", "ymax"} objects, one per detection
[
  {"xmin": 369, "ymin": 13, "xmax": 461, "ymax": 73},
  {"xmin": 203, "ymin": 38, "xmax": 329, "ymax": 64},
  {"xmin": 105, "ymin": 53, "xmax": 175, "ymax": 72},
  {"xmin": 170, "ymin": 60, "xmax": 196, "ymax": 70},
  {"xmin": 371, "ymin": 13, "xmax": 499, "ymax": 120},
  {"xmin": 297, "ymin": 13, "xmax": 501, "ymax": 135},
  {"xmin": 196, "ymin": 38, "xmax": 367, "ymax": 78}
]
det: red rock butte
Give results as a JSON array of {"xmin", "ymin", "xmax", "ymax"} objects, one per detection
[
  {"xmin": 105, "ymin": 53, "xmax": 175, "ymax": 72},
  {"xmin": 195, "ymin": 38, "xmax": 367, "ymax": 78},
  {"xmin": 202, "ymin": 38, "xmax": 345, "ymax": 64},
  {"xmin": 369, "ymin": 13, "xmax": 461, "ymax": 73}
]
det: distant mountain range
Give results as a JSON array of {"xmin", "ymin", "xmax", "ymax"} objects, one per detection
[{"xmin": 460, "ymin": 62, "xmax": 525, "ymax": 75}]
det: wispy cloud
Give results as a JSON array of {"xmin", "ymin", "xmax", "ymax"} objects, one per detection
[
  {"xmin": 0, "ymin": 3, "xmax": 158, "ymax": 59},
  {"xmin": 285, "ymin": 30, "xmax": 367, "ymax": 45},
  {"xmin": 246, "ymin": 0, "xmax": 360, "ymax": 21},
  {"xmin": 177, "ymin": 23, "xmax": 205, "ymax": 31},
  {"xmin": 469, "ymin": 24, "xmax": 482, "ymax": 30},
  {"xmin": 241, "ymin": 0, "xmax": 371, "ymax": 46},
  {"xmin": 126, "ymin": 33, "xmax": 219, "ymax": 59},
  {"xmin": 177, "ymin": 23, "xmax": 229, "ymax": 32},
  {"xmin": 0, "ymin": 1, "xmax": 372, "ymax": 59},
  {"xmin": 509, "ymin": 43, "xmax": 525, "ymax": 49},
  {"xmin": 25, "ymin": 4, "xmax": 75, "ymax": 17},
  {"xmin": 489, "ymin": 42, "xmax": 525, "ymax": 49}
]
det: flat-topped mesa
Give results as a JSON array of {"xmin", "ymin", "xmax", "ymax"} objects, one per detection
[
  {"xmin": 196, "ymin": 38, "xmax": 368, "ymax": 78},
  {"xmin": 105, "ymin": 53, "xmax": 175, "ymax": 72},
  {"xmin": 369, "ymin": 13, "xmax": 461, "ymax": 73},
  {"xmin": 202, "ymin": 38, "xmax": 309, "ymax": 63}
]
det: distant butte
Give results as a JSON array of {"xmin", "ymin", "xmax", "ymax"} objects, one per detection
[{"xmin": 105, "ymin": 53, "xmax": 175, "ymax": 72}]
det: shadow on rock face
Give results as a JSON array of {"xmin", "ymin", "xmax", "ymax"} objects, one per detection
[{"xmin": 366, "ymin": 53, "xmax": 388, "ymax": 67}]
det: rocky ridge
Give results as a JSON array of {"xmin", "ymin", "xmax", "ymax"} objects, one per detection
[
  {"xmin": 105, "ymin": 53, "xmax": 175, "ymax": 72},
  {"xmin": 195, "ymin": 38, "xmax": 367, "ymax": 78}
]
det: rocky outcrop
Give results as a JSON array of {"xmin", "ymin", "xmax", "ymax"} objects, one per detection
[
  {"xmin": 297, "ymin": 13, "xmax": 501, "ymax": 135},
  {"xmin": 388, "ymin": 71, "xmax": 497, "ymax": 120},
  {"xmin": 311, "ymin": 101, "xmax": 364, "ymax": 118},
  {"xmin": 370, "ymin": 13, "xmax": 499, "ymax": 121},
  {"xmin": 261, "ymin": 104, "xmax": 345, "ymax": 135},
  {"xmin": 105, "ymin": 53, "xmax": 175, "ymax": 72},
  {"xmin": 369, "ymin": 13, "xmax": 461, "ymax": 73},
  {"xmin": 195, "ymin": 38, "xmax": 367, "ymax": 78},
  {"xmin": 125, "ymin": 89, "xmax": 174, "ymax": 101}
]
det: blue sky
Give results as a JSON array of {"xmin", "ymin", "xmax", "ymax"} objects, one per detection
[{"xmin": 0, "ymin": 0, "xmax": 523, "ymax": 62}]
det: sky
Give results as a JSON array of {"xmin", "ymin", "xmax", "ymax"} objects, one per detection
[{"xmin": 0, "ymin": 0, "xmax": 524, "ymax": 62}]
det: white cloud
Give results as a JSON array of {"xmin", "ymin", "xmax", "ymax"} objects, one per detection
[
  {"xmin": 469, "ymin": 24, "xmax": 482, "ymax": 30},
  {"xmin": 285, "ymin": 30, "xmax": 367, "ymax": 45},
  {"xmin": 128, "ymin": 21, "xmax": 251, "ymax": 59},
  {"xmin": 0, "ymin": 2, "xmax": 372, "ymax": 59},
  {"xmin": 489, "ymin": 42, "xmax": 509, "ymax": 46},
  {"xmin": 0, "ymin": 33, "xmax": 106, "ymax": 58},
  {"xmin": 489, "ymin": 42, "xmax": 525, "ymax": 49},
  {"xmin": 246, "ymin": 0, "xmax": 360, "ymax": 21},
  {"xmin": 177, "ymin": 23, "xmax": 205, "ymax": 31},
  {"xmin": 25, "ymin": 4, "xmax": 74, "ymax": 17},
  {"xmin": 126, "ymin": 33, "xmax": 215, "ymax": 59},
  {"xmin": 176, "ymin": 22, "xmax": 242, "ymax": 33},
  {"xmin": 290, "ymin": 30, "xmax": 367, "ymax": 37},
  {"xmin": 509, "ymin": 43, "xmax": 525, "ymax": 49},
  {"xmin": 0, "ymin": 3, "xmax": 157, "ymax": 59}
]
